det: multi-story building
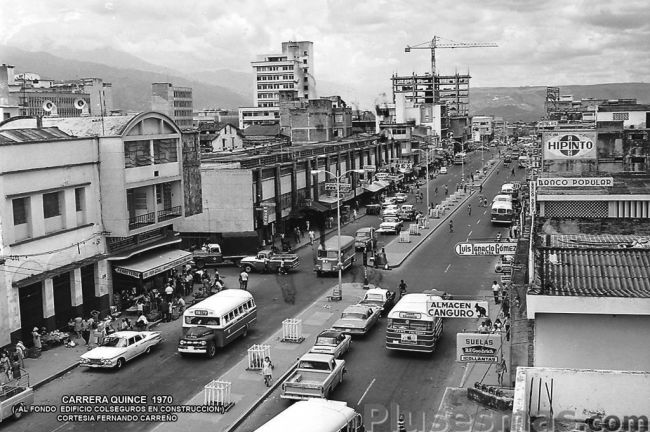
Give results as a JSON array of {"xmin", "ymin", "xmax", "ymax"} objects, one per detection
[
  {"xmin": 152, "ymin": 83, "xmax": 194, "ymax": 130},
  {"xmin": 278, "ymin": 93, "xmax": 353, "ymax": 144},
  {"xmin": 0, "ymin": 112, "xmax": 201, "ymax": 348},
  {"xmin": 0, "ymin": 64, "xmax": 113, "ymax": 119},
  {"xmin": 239, "ymin": 41, "xmax": 315, "ymax": 129},
  {"xmin": 471, "ymin": 115, "xmax": 493, "ymax": 142}
]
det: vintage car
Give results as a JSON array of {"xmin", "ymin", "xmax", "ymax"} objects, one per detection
[
  {"xmin": 376, "ymin": 215, "xmax": 403, "ymax": 234},
  {"xmin": 79, "ymin": 331, "xmax": 162, "ymax": 369},
  {"xmin": 309, "ymin": 329, "xmax": 352, "ymax": 358},
  {"xmin": 439, "ymin": 166, "xmax": 448, "ymax": 174},
  {"xmin": 240, "ymin": 250, "xmax": 300, "ymax": 273},
  {"xmin": 332, "ymin": 305, "xmax": 381, "ymax": 335},
  {"xmin": 280, "ymin": 353, "xmax": 346, "ymax": 400},
  {"xmin": 394, "ymin": 192, "xmax": 408, "ymax": 203},
  {"xmin": 354, "ymin": 227, "xmax": 377, "ymax": 251},
  {"xmin": 358, "ymin": 287, "xmax": 396, "ymax": 315},
  {"xmin": 382, "ymin": 204, "xmax": 399, "ymax": 216},
  {"xmin": 398, "ymin": 204, "xmax": 416, "ymax": 221},
  {"xmin": 380, "ymin": 197, "xmax": 397, "ymax": 207}
]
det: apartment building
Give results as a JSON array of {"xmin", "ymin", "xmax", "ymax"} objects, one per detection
[
  {"xmin": 152, "ymin": 82, "xmax": 194, "ymax": 130},
  {"xmin": 278, "ymin": 93, "xmax": 353, "ymax": 144},
  {"xmin": 0, "ymin": 112, "xmax": 201, "ymax": 347}
]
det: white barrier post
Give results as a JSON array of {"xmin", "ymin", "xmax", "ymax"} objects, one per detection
[
  {"xmin": 281, "ymin": 318, "xmax": 304, "ymax": 343},
  {"xmin": 203, "ymin": 380, "xmax": 234, "ymax": 413},
  {"xmin": 409, "ymin": 223, "xmax": 420, "ymax": 236},
  {"xmin": 399, "ymin": 230, "xmax": 410, "ymax": 243},
  {"xmin": 247, "ymin": 344, "xmax": 271, "ymax": 370}
]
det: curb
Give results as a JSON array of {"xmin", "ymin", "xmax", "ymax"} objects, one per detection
[
  {"xmin": 224, "ymin": 360, "xmax": 300, "ymax": 432},
  {"xmin": 33, "ymin": 361, "xmax": 80, "ymax": 390}
]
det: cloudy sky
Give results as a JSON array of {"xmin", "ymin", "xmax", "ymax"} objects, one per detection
[{"xmin": 3, "ymin": 0, "xmax": 650, "ymax": 107}]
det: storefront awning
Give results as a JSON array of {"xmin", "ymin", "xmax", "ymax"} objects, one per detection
[
  {"xmin": 363, "ymin": 181, "xmax": 387, "ymax": 193},
  {"xmin": 12, "ymin": 254, "xmax": 106, "ymax": 289},
  {"xmin": 318, "ymin": 195, "xmax": 342, "ymax": 205},
  {"xmin": 113, "ymin": 249, "xmax": 193, "ymax": 280}
]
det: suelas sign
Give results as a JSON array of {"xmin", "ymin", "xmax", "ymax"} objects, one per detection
[
  {"xmin": 456, "ymin": 333, "xmax": 500, "ymax": 362},
  {"xmin": 543, "ymin": 131, "xmax": 597, "ymax": 160}
]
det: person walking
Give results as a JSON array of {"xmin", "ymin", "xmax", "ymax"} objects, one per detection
[
  {"xmin": 239, "ymin": 269, "xmax": 249, "ymax": 290},
  {"xmin": 434, "ymin": 186, "xmax": 438, "ymax": 196},
  {"xmin": 352, "ymin": 208, "xmax": 358, "ymax": 220},
  {"xmin": 14, "ymin": 341, "xmax": 26, "ymax": 368},
  {"xmin": 308, "ymin": 230, "xmax": 315, "ymax": 245},
  {"xmin": 468, "ymin": 203, "xmax": 472, "ymax": 216},
  {"xmin": 32, "ymin": 327, "xmax": 42, "ymax": 355},
  {"xmin": 492, "ymin": 280, "xmax": 502, "ymax": 304},
  {"xmin": 0, "ymin": 351, "xmax": 11, "ymax": 382},
  {"xmin": 81, "ymin": 319, "xmax": 90, "ymax": 346},
  {"xmin": 164, "ymin": 282, "xmax": 174, "ymax": 302},
  {"xmin": 262, "ymin": 356, "xmax": 274, "ymax": 387},
  {"xmin": 449, "ymin": 219, "xmax": 454, "ymax": 233},
  {"xmin": 444, "ymin": 184, "xmax": 448, "ymax": 196},
  {"xmin": 398, "ymin": 280, "xmax": 407, "ymax": 299},
  {"xmin": 479, "ymin": 184, "xmax": 483, "ymax": 193},
  {"xmin": 496, "ymin": 358, "xmax": 508, "ymax": 386}
]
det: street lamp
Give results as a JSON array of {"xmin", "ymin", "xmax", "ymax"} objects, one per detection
[
  {"xmin": 412, "ymin": 147, "xmax": 431, "ymax": 222},
  {"xmin": 311, "ymin": 168, "xmax": 365, "ymax": 300}
]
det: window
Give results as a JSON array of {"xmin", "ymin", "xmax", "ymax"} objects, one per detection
[
  {"xmin": 13, "ymin": 197, "xmax": 29, "ymax": 225},
  {"xmin": 75, "ymin": 188, "xmax": 85, "ymax": 212},
  {"xmin": 613, "ymin": 112, "xmax": 629, "ymax": 121},
  {"xmin": 43, "ymin": 192, "xmax": 61, "ymax": 218},
  {"xmin": 153, "ymin": 138, "xmax": 178, "ymax": 164},
  {"xmin": 124, "ymin": 140, "xmax": 151, "ymax": 168}
]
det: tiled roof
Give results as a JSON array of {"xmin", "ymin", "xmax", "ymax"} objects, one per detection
[
  {"xmin": 541, "ymin": 248, "xmax": 650, "ymax": 298},
  {"xmin": 547, "ymin": 234, "xmax": 650, "ymax": 249}
]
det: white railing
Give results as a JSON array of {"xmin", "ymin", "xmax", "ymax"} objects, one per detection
[
  {"xmin": 281, "ymin": 319, "xmax": 304, "ymax": 343},
  {"xmin": 203, "ymin": 380, "xmax": 234, "ymax": 412},
  {"xmin": 247, "ymin": 344, "xmax": 271, "ymax": 370}
]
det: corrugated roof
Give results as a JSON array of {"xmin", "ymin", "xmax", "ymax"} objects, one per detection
[
  {"xmin": 547, "ymin": 234, "xmax": 650, "ymax": 249},
  {"xmin": 542, "ymin": 248, "xmax": 650, "ymax": 298},
  {"xmin": 41, "ymin": 114, "xmax": 138, "ymax": 137},
  {"xmin": 0, "ymin": 127, "xmax": 72, "ymax": 143}
]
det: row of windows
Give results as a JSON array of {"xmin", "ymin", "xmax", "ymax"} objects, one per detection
[
  {"xmin": 124, "ymin": 139, "xmax": 179, "ymax": 168},
  {"xmin": 257, "ymin": 102, "xmax": 277, "ymax": 108},
  {"xmin": 13, "ymin": 187, "xmax": 85, "ymax": 226},
  {"xmin": 613, "ymin": 112, "xmax": 630, "ymax": 121},
  {"xmin": 256, "ymin": 75, "xmax": 294, "ymax": 81},
  {"xmin": 174, "ymin": 101, "xmax": 193, "ymax": 108},
  {"xmin": 255, "ymin": 65, "xmax": 293, "ymax": 72},
  {"xmin": 173, "ymin": 91, "xmax": 192, "ymax": 98},
  {"xmin": 242, "ymin": 111, "xmax": 278, "ymax": 117},
  {"xmin": 257, "ymin": 84, "xmax": 294, "ymax": 90},
  {"xmin": 257, "ymin": 93, "xmax": 278, "ymax": 99},
  {"xmin": 223, "ymin": 299, "xmax": 256, "ymax": 326}
]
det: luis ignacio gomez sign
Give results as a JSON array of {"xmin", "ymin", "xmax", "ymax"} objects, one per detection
[{"xmin": 455, "ymin": 242, "xmax": 517, "ymax": 256}]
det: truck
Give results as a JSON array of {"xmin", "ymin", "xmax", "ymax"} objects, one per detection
[
  {"xmin": 354, "ymin": 227, "xmax": 377, "ymax": 251},
  {"xmin": 280, "ymin": 353, "xmax": 346, "ymax": 401},
  {"xmin": 240, "ymin": 250, "xmax": 300, "ymax": 273},
  {"xmin": 0, "ymin": 374, "xmax": 34, "ymax": 424},
  {"xmin": 185, "ymin": 232, "xmax": 260, "ymax": 268}
]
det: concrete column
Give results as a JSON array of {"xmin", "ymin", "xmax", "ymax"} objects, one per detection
[
  {"xmin": 43, "ymin": 278, "xmax": 55, "ymax": 330},
  {"xmin": 71, "ymin": 268, "xmax": 83, "ymax": 318},
  {"xmin": 96, "ymin": 260, "xmax": 111, "ymax": 316},
  {"xmin": 63, "ymin": 188, "xmax": 77, "ymax": 230},
  {"xmin": 291, "ymin": 162, "xmax": 298, "ymax": 208},
  {"xmin": 274, "ymin": 166, "xmax": 282, "ymax": 232},
  {"xmin": 306, "ymin": 158, "xmax": 314, "ymax": 200},
  {"xmin": 31, "ymin": 194, "xmax": 45, "ymax": 238}
]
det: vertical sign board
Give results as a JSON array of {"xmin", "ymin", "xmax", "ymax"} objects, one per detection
[
  {"xmin": 456, "ymin": 333, "xmax": 501, "ymax": 363},
  {"xmin": 529, "ymin": 179, "xmax": 537, "ymax": 216}
]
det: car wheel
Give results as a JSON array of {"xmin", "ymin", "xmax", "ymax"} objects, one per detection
[
  {"xmin": 206, "ymin": 342, "xmax": 216, "ymax": 359},
  {"xmin": 144, "ymin": 346, "xmax": 151, "ymax": 355},
  {"xmin": 242, "ymin": 325, "xmax": 248, "ymax": 337},
  {"xmin": 244, "ymin": 265, "xmax": 253, "ymax": 273},
  {"xmin": 116, "ymin": 358, "xmax": 125, "ymax": 369},
  {"xmin": 12, "ymin": 403, "xmax": 25, "ymax": 420}
]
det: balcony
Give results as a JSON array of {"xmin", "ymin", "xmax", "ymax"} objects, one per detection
[
  {"xmin": 157, "ymin": 206, "xmax": 182, "ymax": 222},
  {"xmin": 128, "ymin": 212, "xmax": 155, "ymax": 230}
]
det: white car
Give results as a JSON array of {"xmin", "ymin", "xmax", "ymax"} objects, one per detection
[
  {"xmin": 377, "ymin": 215, "xmax": 403, "ymax": 234},
  {"xmin": 381, "ymin": 197, "xmax": 397, "ymax": 207},
  {"xmin": 309, "ymin": 329, "xmax": 352, "ymax": 358},
  {"xmin": 439, "ymin": 167, "xmax": 448, "ymax": 174},
  {"xmin": 394, "ymin": 192, "xmax": 408, "ymax": 203},
  {"xmin": 382, "ymin": 204, "xmax": 400, "ymax": 216},
  {"xmin": 332, "ymin": 305, "xmax": 382, "ymax": 335},
  {"xmin": 79, "ymin": 331, "xmax": 162, "ymax": 369}
]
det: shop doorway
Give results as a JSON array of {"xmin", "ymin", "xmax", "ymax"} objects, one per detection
[
  {"xmin": 81, "ymin": 264, "xmax": 97, "ymax": 316},
  {"xmin": 19, "ymin": 282, "xmax": 44, "ymax": 345},
  {"xmin": 53, "ymin": 273, "xmax": 72, "ymax": 330}
]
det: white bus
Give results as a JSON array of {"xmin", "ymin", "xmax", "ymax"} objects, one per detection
[
  {"xmin": 254, "ymin": 399, "xmax": 364, "ymax": 432},
  {"xmin": 178, "ymin": 290, "xmax": 257, "ymax": 358},
  {"xmin": 314, "ymin": 235, "xmax": 356, "ymax": 276},
  {"xmin": 491, "ymin": 200, "xmax": 514, "ymax": 225},
  {"xmin": 453, "ymin": 152, "xmax": 467, "ymax": 165},
  {"xmin": 386, "ymin": 293, "xmax": 444, "ymax": 353}
]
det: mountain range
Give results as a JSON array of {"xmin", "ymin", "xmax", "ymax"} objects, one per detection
[{"xmin": 2, "ymin": 45, "xmax": 649, "ymax": 122}]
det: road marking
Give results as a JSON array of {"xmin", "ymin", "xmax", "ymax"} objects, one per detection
[
  {"xmin": 435, "ymin": 386, "xmax": 451, "ymax": 415},
  {"xmin": 357, "ymin": 378, "xmax": 376, "ymax": 405},
  {"xmin": 51, "ymin": 422, "xmax": 70, "ymax": 432},
  {"xmin": 444, "ymin": 263, "xmax": 452, "ymax": 273},
  {"xmin": 159, "ymin": 353, "xmax": 177, "ymax": 364},
  {"xmin": 467, "ymin": 231, "xmax": 472, "ymax": 240},
  {"xmin": 476, "ymin": 219, "xmax": 481, "ymax": 225},
  {"xmin": 460, "ymin": 361, "xmax": 475, "ymax": 387}
]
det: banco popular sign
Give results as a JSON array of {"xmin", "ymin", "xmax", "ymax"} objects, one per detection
[
  {"xmin": 427, "ymin": 300, "xmax": 489, "ymax": 318},
  {"xmin": 536, "ymin": 177, "xmax": 613, "ymax": 188},
  {"xmin": 455, "ymin": 242, "xmax": 517, "ymax": 256},
  {"xmin": 543, "ymin": 131, "xmax": 597, "ymax": 160}
]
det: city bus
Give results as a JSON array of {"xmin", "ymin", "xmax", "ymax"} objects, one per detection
[
  {"xmin": 491, "ymin": 200, "xmax": 514, "ymax": 225},
  {"xmin": 453, "ymin": 152, "xmax": 467, "ymax": 165},
  {"xmin": 386, "ymin": 293, "xmax": 444, "ymax": 353},
  {"xmin": 178, "ymin": 290, "xmax": 257, "ymax": 358},
  {"xmin": 314, "ymin": 235, "xmax": 356, "ymax": 277},
  {"xmin": 254, "ymin": 399, "xmax": 364, "ymax": 432}
]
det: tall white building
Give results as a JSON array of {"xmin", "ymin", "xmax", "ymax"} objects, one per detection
[{"xmin": 239, "ymin": 41, "xmax": 316, "ymax": 129}]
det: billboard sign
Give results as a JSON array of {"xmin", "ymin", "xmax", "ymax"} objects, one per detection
[
  {"xmin": 457, "ymin": 333, "xmax": 500, "ymax": 363},
  {"xmin": 536, "ymin": 177, "xmax": 613, "ymax": 188},
  {"xmin": 427, "ymin": 300, "xmax": 489, "ymax": 318},
  {"xmin": 455, "ymin": 242, "xmax": 518, "ymax": 256},
  {"xmin": 543, "ymin": 131, "xmax": 597, "ymax": 160}
]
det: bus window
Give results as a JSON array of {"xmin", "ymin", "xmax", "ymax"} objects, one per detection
[
  {"xmin": 207, "ymin": 318, "xmax": 219, "ymax": 325},
  {"xmin": 238, "ymin": 306, "xmax": 244, "ymax": 314}
]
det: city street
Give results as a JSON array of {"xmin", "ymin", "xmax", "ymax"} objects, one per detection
[{"xmin": 1, "ymin": 149, "xmax": 523, "ymax": 432}]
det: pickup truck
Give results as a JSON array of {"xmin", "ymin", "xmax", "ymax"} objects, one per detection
[
  {"xmin": 0, "ymin": 374, "xmax": 34, "ymax": 424},
  {"xmin": 280, "ymin": 353, "xmax": 346, "ymax": 401},
  {"xmin": 240, "ymin": 250, "xmax": 300, "ymax": 273}
]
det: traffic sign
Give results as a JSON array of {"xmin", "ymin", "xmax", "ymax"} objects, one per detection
[
  {"xmin": 325, "ymin": 182, "xmax": 352, "ymax": 192},
  {"xmin": 455, "ymin": 242, "xmax": 517, "ymax": 256},
  {"xmin": 427, "ymin": 300, "xmax": 489, "ymax": 318}
]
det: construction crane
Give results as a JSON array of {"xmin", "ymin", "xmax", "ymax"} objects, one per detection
[{"xmin": 405, "ymin": 35, "xmax": 498, "ymax": 77}]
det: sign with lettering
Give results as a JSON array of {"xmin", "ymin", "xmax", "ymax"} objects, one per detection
[
  {"xmin": 542, "ymin": 131, "xmax": 597, "ymax": 160},
  {"xmin": 325, "ymin": 182, "xmax": 352, "ymax": 192},
  {"xmin": 457, "ymin": 333, "xmax": 500, "ymax": 363},
  {"xmin": 427, "ymin": 300, "xmax": 489, "ymax": 318},
  {"xmin": 455, "ymin": 242, "xmax": 518, "ymax": 256},
  {"xmin": 399, "ymin": 312, "xmax": 421, "ymax": 319},
  {"xmin": 536, "ymin": 177, "xmax": 613, "ymax": 188}
]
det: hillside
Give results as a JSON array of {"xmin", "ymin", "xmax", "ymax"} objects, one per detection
[{"xmin": 0, "ymin": 46, "xmax": 247, "ymax": 111}]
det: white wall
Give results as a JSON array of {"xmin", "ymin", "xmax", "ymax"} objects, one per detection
[
  {"xmin": 535, "ymin": 313, "xmax": 650, "ymax": 371},
  {"xmin": 597, "ymin": 110, "xmax": 648, "ymax": 128}
]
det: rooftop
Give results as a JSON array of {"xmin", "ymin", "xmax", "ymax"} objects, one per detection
[
  {"xmin": 0, "ymin": 127, "xmax": 72, "ymax": 144},
  {"xmin": 242, "ymin": 124, "xmax": 280, "ymax": 137},
  {"xmin": 43, "ymin": 114, "xmax": 138, "ymax": 137}
]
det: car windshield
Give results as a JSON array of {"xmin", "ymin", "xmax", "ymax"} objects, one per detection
[
  {"xmin": 341, "ymin": 312, "xmax": 365, "ymax": 320},
  {"xmin": 315, "ymin": 336, "xmax": 337, "ymax": 346},
  {"xmin": 356, "ymin": 233, "xmax": 369, "ymax": 239},
  {"xmin": 365, "ymin": 294, "xmax": 384, "ymax": 301},
  {"xmin": 102, "ymin": 337, "xmax": 127, "ymax": 348}
]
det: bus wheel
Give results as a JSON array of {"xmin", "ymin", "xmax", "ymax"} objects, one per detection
[
  {"xmin": 242, "ymin": 325, "xmax": 248, "ymax": 337},
  {"xmin": 244, "ymin": 264, "xmax": 253, "ymax": 273},
  {"xmin": 206, "ymin": 343, "xmax": 217, "ymax": 359}
]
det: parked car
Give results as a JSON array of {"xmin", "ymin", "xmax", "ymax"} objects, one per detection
[
  {"xmin": 358, "ymin": 287, "xmax": 396, "ymax": 316},
  {"xmin": 377, "ymin": 215, "xmax": 403, "ymax": 234},
  {"xmin": 398, "ymin": 204, "xmax": 416, "ymax": 221},
  {"xmin": 79, "ymin": 331, "xmax": 162, "ymax": 369},
  {"xmin": 332, "ymin": 305, "xmax": 381, "ymax": 335},
  {"xmin": 309, "ymin": 329, "xmax": 352, "ymax": 358},
  {"xmin": 381, "ymin": 197, "xmax": 397, "ymax": 207},
  {"xmin": 354, "ymin": 227, "xmax": 377, "ymax": 251},
  {"xmin": 394, "ymin": 192, "xmax": 408, "ymax": 203},
  {"xmin": 439, "ymin": 166, "xmax": 448, "ymax": 174},
  {"xmin": 382, "ymin": 204, "xmax": 400, "ymax": 217}
]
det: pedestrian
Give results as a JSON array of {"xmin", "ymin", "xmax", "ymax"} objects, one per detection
[
  {"xmin": 81, "ymin": 319, "xmax": 90, "ymax": 345},
  {"xmin": 308, "ymin": 230, "xmax": 315, "ymax": 245},
  {"xmin": 434, "ymin": 186, "xmax": 438, "ymax": 195},
  {"xmin": 471, "ymin": 173, "xmax": 474, "ymax": 182},
  {"xmin": 262, "ymin": 356, "xmax": 273, "ymax": 387},
  {"xmin": 449, "ymin": 219, "xmax": 454, "ymax": 233},
  {"xmin": 32, "ymin": 327, "xmax": 42, "ymax": 353},
  {"xmin": 353, "ymin": 208, "xmax": 358, "ymax": 220},
  {"xmin": 479, "ymin": 184, "xmax": 483, "ymax": 193},
  {"xmin": 136, "ymin": 312, "xmax": 149, "ymax": 330},
  {"xmin": 165, "ymin": 282, "xmax": 174, "ymax": 302},
  {"xmin": 239, "ymin": 269, "xmax": 249, "ymax": 290},
  {"xmin": 160, "ymin": 298, "xmax": 169, "ymax": 322},
  {"xmin": 444, "ymin": 184, "xmax": 448, "ymax": 196},
  {"xmin": 511, "ymin": 167, "xmax": 515, "ymax": 176},
  {"xmin": 398, "ymin": 280, "xmax": 407, "ymax": 298},
  {"xmin": 14, "ymin": 341, "xmax": 26, "ymax": 368},
  {"xmin": 74, "ymin": 316, "xmax": 83, "ymax": 340},
  {"xmin": 463, "ymin": 184, "xmax": 467, "ymax": 193},
  {"xmin": 0, "ymin": 351, "xmax": 10, "ymax": 382},
  {"xmin": 11, "ymin": 354, "xmax": 21, "ymax": 380},
  {"xmin": 468, "ymin": 203, "xmax": 472, "ymax": 216},
  {"xmin": 504, "ymin": 316, "xmax": 511, "ymax": 341},
  {"xmin": 496, "ymin": 358, "xmax": 507, "ymax": 386},
  {"xmin": 492, "ymin": 280, "xmax": 502, "ymax": 304}
]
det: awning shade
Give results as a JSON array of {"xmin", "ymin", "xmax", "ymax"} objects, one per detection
[
  {"xmin": 114, "ymin": 249, "xmax": 193, "ymax": 279},
  {"xmin": 363, "ymin": 182, "xmax": 385, "ymax": 193},
  {"xmin": 318, "ymin": 195, "xmax": 342, "ymax": 205}
]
